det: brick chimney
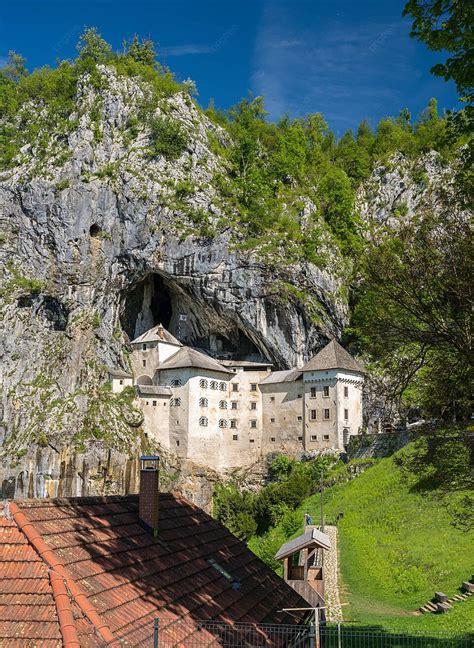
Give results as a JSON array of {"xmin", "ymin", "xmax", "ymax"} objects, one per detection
[{"xmin": 139, "ymin": 455, "xmax": 160, "ymax": 537}]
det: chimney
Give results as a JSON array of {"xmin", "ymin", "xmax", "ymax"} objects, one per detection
[{"xmin": 139, "ymin": 455, "xmax": 160, "ymax": 537}]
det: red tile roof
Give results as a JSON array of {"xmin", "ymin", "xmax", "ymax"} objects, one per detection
[{"xmin": 1, "ymin": 494, "xmax": 308, "ymax": 646}]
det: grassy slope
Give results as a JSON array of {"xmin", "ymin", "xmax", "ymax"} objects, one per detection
[{"xmin": 256, "ymin": 448, "xmax": 473, "ymax": 635}]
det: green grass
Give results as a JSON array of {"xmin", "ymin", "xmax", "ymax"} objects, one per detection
[{"xmin": 251, "ymin": 443, "xmax": 473, "ymax": 636}]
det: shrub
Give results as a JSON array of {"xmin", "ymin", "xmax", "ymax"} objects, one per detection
[{"xmin": 148, "ymin": 116, "xmax": 188, "ymax": 160}]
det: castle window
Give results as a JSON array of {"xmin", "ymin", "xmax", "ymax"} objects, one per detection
[
  {"xmin": 323, "ymin": 434, "xmax": 330, "ymax": 441},
  {"xmin": 142, "ymin": 360, "xmax": 146, "ymax": 367},
  {"xmin": 171, "ymin": 397, "xmax": 182, "ymax": 407},
  {"xmin": 231, "ymin": 401, "xmax": 238, "ymax": 410},
  {"xmin": 310, "ymin": 409, "xmax": 317, "ymax": 421},
  {"xmin": 199, "ymin": 397, "xmax": 208, "ymax": 407},
  {"xmin": 271, "ymin": 417, "xmax": 275, "ymax": 423},
  {"xmin": 249, "ymin": 439, "xmax": 255, "ymax": 443},
  {"xmin": 142, "ymin": 344, "xmax": 147, "ymax": 351},
  {"xmin": 230, "ymin": 419, "xmax": 237, "ymax": 429},
  {"xmin": 210, "ymin": 381, "xmax": 218, "ymax": 390},
  {"xmin": 199, "ymin": 416, "xmax": 208, "ymax": 427},
  {"xmin": 119, "ymin": 380, "xmax": 123, "ymax": 385},
  {"xmin": 270, "ymin": 437, "xmax": 276, "ymax": 442},
  {"xmin": 270, "ymin": 396, "xmax": 275, "ymax": 402},
  {"xmin": 232, "ymin": 383, "xmax": 239, "ymax": 392},
  {"xmin": 324, "ymin": 408, "xmax": 330, "ymax": 420},
  {"xmin": 152, "ymin": 401, "xmax": 157, "ymax": 407},
  {"xmin": 297, "ymin": 394, "xmax": 302, "ymax": 399},
  {"xmin": 310, "ymin": 387, "xmax": 316, "ymax": 398},
  {"xmin": 250, "ymin": 420, "xmax": 257, "ymax": 429},
  {"xmin": 232, "ymin": 434, "xmax": 238, "ymax": 441},
  {"xmin": 311, "ymin": 435, "xmax": 317, "ymax": 441},
  {"xmin": 297, "ymin": 415, "xmax": 302, "ymax": 421},
  {"xmin": 171, "ymin": 378, "xmax": 182, "ymax": 387},
  {"xmin": 323, "ymin": 385, "xmax": 329, "ymax": 397},
  {"xmin": 219, "ymin": 419, "xmax": 227, "ymax": 428},
  {"xmin": 344, "ymin": 408, "xmax": 349, "ymax": 420},
  {"xmin": 220, "ymin": 382, "xmax": 227, "ymax": 391},
  {"xmin": 176, "ymin": 440, "xmax": 180, "ymax": 446},
  {"xmin": 344, "ymin": 386, "xmax": 349, "ymax": 398},
  {"xmin": 298, "ymin": 436, "xmax": 303, "ymax": 441},
  {"xmin": 199, "ymin": 379, "xmax": 208, "ymax": 389},
  {"xmin": 250, "ymin": 383, "xmax": 257, "ymax": 391},
  {"xmin": 250, "ymin": 402, "xmax": 257, "ymax": 410},
  {"xmin": 219, "ymin": 400, "xmax": 227, "ymax": 409}
]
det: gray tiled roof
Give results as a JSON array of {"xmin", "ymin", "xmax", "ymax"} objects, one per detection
[
  {"xmin": 259, "ymin": 368, "xmax": 302, "ymax": 384},
  {"xmin": 131, "ymin": 324, "xmax": 182, "ymax": 346},
  {"xmin": 157, "ymin": 347, "xmax": 232, "ymax": 375},
  {"xmin": 301, "ymin": 339, "xmax": 363, "ymax": 373},
  {"xmin": 137, "ymin": 385, "xmax": 172, "ymax": 396},
  {"xmin": 274, "ymin": 527, "xmax": 331, "ymax": 561}
]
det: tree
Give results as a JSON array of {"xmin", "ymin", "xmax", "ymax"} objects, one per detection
[
  {"xmin": 354, "ymin": 209, "xmax": 473, "ymax": 419},
  {"xmin": 403, "ymin": 1, "xmax": 473, "ymax": 103},
  {"xmin": 125, "ymin": 35, "xmax": 157, "ymax": 68},
  {"xmin": 0, "ymin": 50, "xmax": 28, "ymax": 82},
  {"xmin": 76, "ymin": 27, "xmax": 112, "ymax": 64}
]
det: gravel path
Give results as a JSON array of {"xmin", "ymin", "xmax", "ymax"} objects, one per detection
[{"xmin": 324, "ymin": 525, "xmax": 344, "ymax": 622}]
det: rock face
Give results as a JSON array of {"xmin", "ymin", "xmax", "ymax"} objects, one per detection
[
  {"xmin": 0, "ymin": 66, "xmax": 345, "ymax": 501},
  {"xmin": 0, "ymin": 66, "xmax": 448, "ymax": 501}
]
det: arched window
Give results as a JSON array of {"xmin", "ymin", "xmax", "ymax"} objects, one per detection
[
  {"xmin": 219, "ymin": 419, "xmax": 227, "ymax": 428},
  {"xmin": 199, "ymin": 397, "xmax": 208, "ymax": 407},
  {"xmin": 219, "ymin": 382, "xmax": 227, "ymax": 391},
  {"xmin": 210, "ymin": 380, "xmax": 218, "ymax": 390},
  {"xmin": 199, "ymin": 416, "xmax": 208, "ymax": 427},
  {"xmin": 199, "ymin": 378, "xmax": 208, "ymax": 389},
  {"xmin": 171, "ymin": 397, "xmax": 181, "ymax": 407},
  {"xmin": 171, "ymin": 378, "xmax": 182, "ymax": 388},
  {"xmin": 219, "ymin": 400, "xmax": 227, "ymax": 409}
]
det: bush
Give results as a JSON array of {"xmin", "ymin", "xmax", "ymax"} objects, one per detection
[{"xmin": 148, "ymin": 116, "xmax": 188, "ymax": 160}]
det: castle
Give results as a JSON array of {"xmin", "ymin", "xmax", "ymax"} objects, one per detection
[{"xmin": 110, "ymin": 324, "xmax": 364, "ymax": 470}]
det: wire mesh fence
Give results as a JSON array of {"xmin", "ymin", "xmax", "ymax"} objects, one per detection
[{"xmin": 153, "ymin": 618, "xmax": 473, "ymax": 648}]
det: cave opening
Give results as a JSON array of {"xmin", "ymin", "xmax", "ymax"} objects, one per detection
[
  {"xmin": 120, "ymin": 273, "xmax": 266, "ymax": 361},
  {"xmin": 89, "ymin": 224, "xmax": 102, "ymax": 238}
]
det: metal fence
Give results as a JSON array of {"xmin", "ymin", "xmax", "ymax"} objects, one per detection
[{"xmin": 153, "ymin": 619, "xmax": 473, "ymax": 648}]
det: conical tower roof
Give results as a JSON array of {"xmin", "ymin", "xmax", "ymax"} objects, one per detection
[{"xmin": 301, "ymin": 339, "xmax": 363, "ymax": 373}]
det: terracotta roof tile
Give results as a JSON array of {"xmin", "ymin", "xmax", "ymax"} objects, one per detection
[{"xmin": 3, "ymin": 492, "xmax": 310, "ymax": 646}]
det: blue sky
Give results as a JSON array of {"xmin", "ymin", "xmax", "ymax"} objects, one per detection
[{"xmin": 0, "ymin": 0, "xmax": 459, "ymax": 134}]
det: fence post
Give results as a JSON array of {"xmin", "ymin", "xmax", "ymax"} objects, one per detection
[
  {"xmin": 309, "ymin": 623, "xmax": 316, "ymax": 648},
  {"xmin": 153, "ymin": 617, "xmax": 159, "ymax": 648},
  {"xmin": 337, "ymin": 621, "xmax": 342, "ymax": 648}
]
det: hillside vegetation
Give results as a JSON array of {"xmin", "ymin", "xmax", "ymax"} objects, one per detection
[{"xmin": 245, "ymin": 426, "xmax": 473, "ymax": 635}]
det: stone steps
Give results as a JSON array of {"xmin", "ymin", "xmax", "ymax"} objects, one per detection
[{"xmin": 418, "ymin": 585, "xmax": 473, "ymax": 614}]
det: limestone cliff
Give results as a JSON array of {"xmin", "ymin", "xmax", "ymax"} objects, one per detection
[{"xmin": 0, "ymin": 65, "xmax": 449, "ymax": 500}]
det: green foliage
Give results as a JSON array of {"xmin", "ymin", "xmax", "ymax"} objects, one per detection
[
  {"xmin": 76, "ymin": 27, "xmax": 112, "ymax": 65},
  {"xmin": 256, "ymin": 436, "xmax": 474, "ymax": 634},
  {"xmin": 353, "ymin": 210, "xmax": 472, "ymax": 420},
  {"xmin": 148, "ymin": 115, "xmax": 188, "ymax": 160},
  {"xmin": 123, "ymin": 35, "xmax": 157, "ymax": 68}
]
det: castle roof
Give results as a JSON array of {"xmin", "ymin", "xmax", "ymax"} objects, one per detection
[
  {"xmin": 157, "ymin": 346, "xmax": 232, "ymax": 375},
  {"xmin": 274, "ymin": 527, "xmax": 331, "ymax": 561},
  {"xmin": 131, "ymin": 324, "xmax": 182, "ymax": 346},
  {"xmin": 137, "ymin": 385, "xmax": 172, "ymax": 396},
  {"xmin": 301, "ymin": 339, "xmax": 363, "ymax": 374},
  {"xmin": 108, "ymin": 368, "xmax": 133, "ymax": 378},
  {"xmin": 259, "ymin": 368, "xmax": 302, "ymax": 385}
]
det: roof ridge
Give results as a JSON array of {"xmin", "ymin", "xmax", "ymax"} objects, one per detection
[{"xmin": 9, "ymin": 502, "xmax": 120, "ymax": 647}]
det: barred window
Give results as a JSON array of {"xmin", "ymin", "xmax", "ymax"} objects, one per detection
[
  {"xmin": 344, "ymin": 386, "xmax": 349, "ymax": 398},
  {"xmin": 219, "ymin": 419, "xmax": 227, "ymax": 428},
  {"xmin": 250, "ymin": 402, "xmax": 257, "ymax": 410},
  {"xmin": 219, "ymin": 400, "xmax": 227, "ymax": 409},
  {"xmin": 230, "ymin": 419, "xmax": 237, "ymax": 429},
  {"xmin": 219, "ymin": 382, "xmax": 227, "ymax": 391},
  {"xmin": 210, "ymin": 380, "xmax": 218, "ymax": 390},
  {"xmin": 310, "ymin": 409, "xmax": 317, "ymax": 421},
  {"xmin": 250, "ymin": 383, "xmax": 257, "ymax": 391},
  {"xmin": 231, "ymin": 401, "xmax": 238, "ymax": 410},
  {"xmin": 323, "ymin": 385, "xmax": 330, "ymax": 397},
  {"xmin": 171, "ymin": 378, "xmax": 182, "ymax": 387},
  {"xmin": 199, "ymin": 378, "xmax": 208, "ymax": 388},
  {"xmin": 199, "ymin": 416, "xmax": 208, "ymax": 427},
  {"xmin": 324, "ymin": 408, "xmax": 330, "ymax": 420},
  {"xmin": 199, "ymin": 397, "xmax": 208, "ymax": 407},
  {"xmin": 344, "ymin": 408, "xmax": 349, "ymax": 420},
  {"xmin": 310, "ymin": 387, "xmax": 317, "ymax": 398},
  {"xmin": 250, "ymin": 420, "xmax": 257, "ymax": 429},
  {"xmin": 232, "ymin": 434, "xmax": 238, "ymax": 441}
]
